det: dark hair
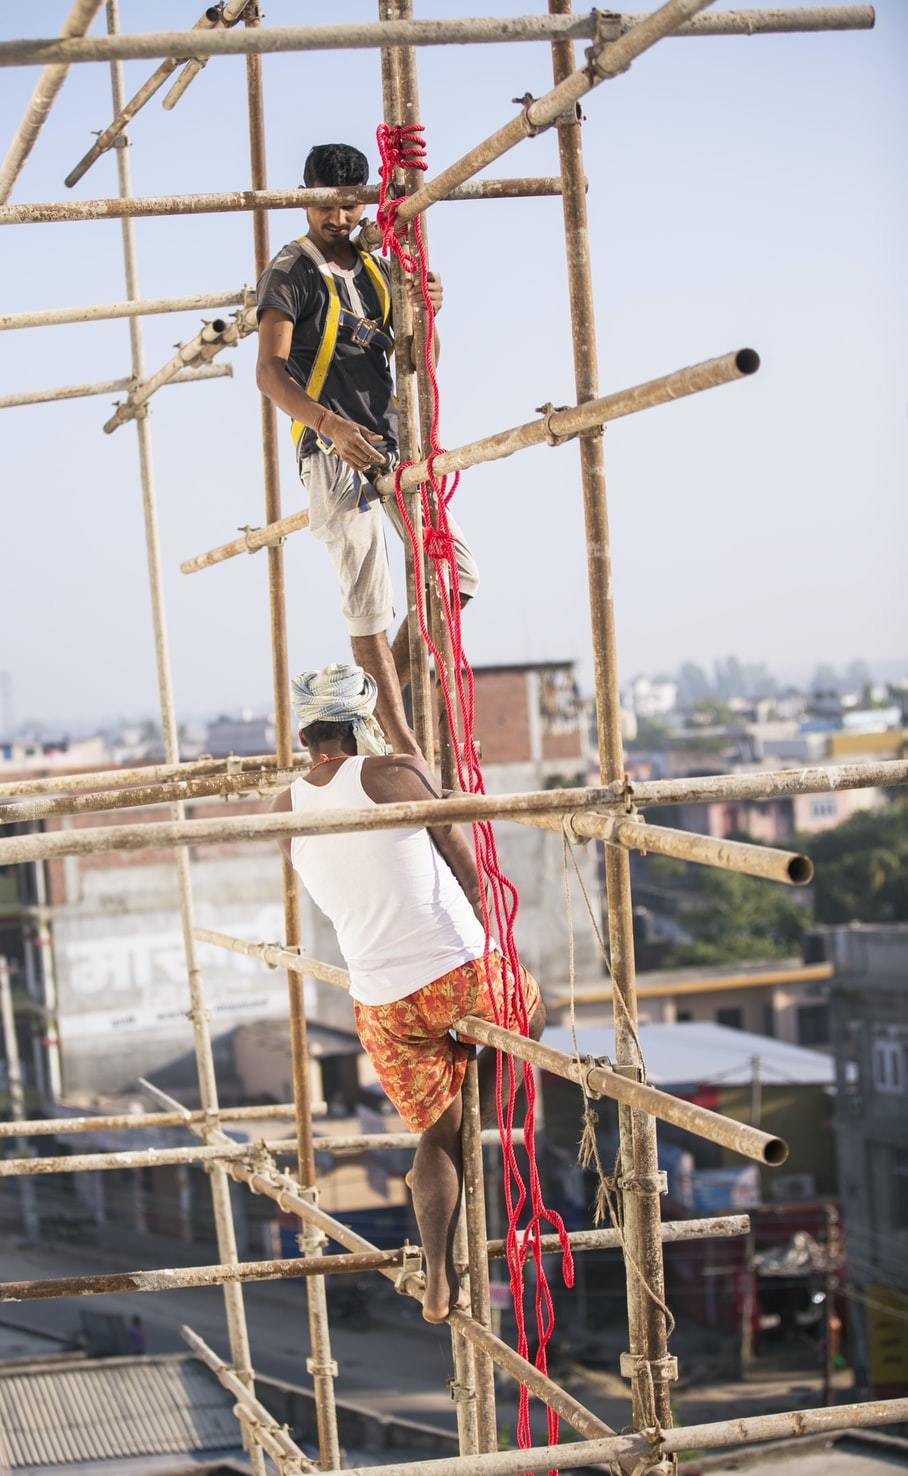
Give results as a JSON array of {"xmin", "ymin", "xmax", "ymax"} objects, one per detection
[
  {"xmin": 303, "ymin": 144, "xmax": 369, "ymax": 189},
  {"xmin": 301, "ymin": 719, "xmax": 356, "ymax": 747}
]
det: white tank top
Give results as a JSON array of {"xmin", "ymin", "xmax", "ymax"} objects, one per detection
[{"xmin": 289, "ymin": 757, "xmax": 488, "ymax": 1006}]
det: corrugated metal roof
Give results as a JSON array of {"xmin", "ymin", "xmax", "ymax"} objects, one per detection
[
  {"xmin": 0, "ymin": 1354, "xmax": 241, "ymax": 1468},
  {"xmin": 544, "ymin": 1021, "xmax": 837, "ymax": 1087}
]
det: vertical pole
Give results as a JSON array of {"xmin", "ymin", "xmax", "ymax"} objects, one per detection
[
  {"xmin": 750, "ymin": 1055, "xmax": 762, "ymax": 1126},
  {"xmin": 0, "ymin": 957, "xmax": 40, "ymax": 1238},
  {"xmin": 823, "ymin": 1203, "xmax": 840, "ymax": 1405},
  {"xmin": 105, "ymin": 7, "xmax": 264, "ymax": 1473},
  {"xmin": 548, "ymin": 0, "xmax": 673, "ymax": 1430},
  {"xmin": 243, "ymin": 9, "xmax": 340, "ymax": 1466},
  {"xmin": 386, "ymin": 0, "xmax": 459, "ymax": 788},
  {"xmin": 462, "ymin": 1052, "xmax": 499, "ymax": 1450},
  {"xmin": 377, "ymin": 1, "xmax": 435, "ymax": 763},
  {"xmin": 451, "ymin": 1203, "xmax": 480, "ymax": 1455}
]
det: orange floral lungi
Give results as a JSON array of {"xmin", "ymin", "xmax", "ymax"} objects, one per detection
[{"xmin": 353, "ymin": 952, "xmax": 541, "ymax": 1132}]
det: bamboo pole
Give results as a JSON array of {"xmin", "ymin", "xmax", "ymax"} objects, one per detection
[
  {"xmin": 517, "ymin": 810, "xmax": 813, "ymax": 884},
  {"xmin": 454, "ymin": 1016, "xmax": 787, "ymax": 1165},
  {"xmin": 0, "ymin": 179, "xmax": 564, "ymax": 228},
  {"xmin": 547, "ymin": 0, "xmax": 668, "ymax": 1427},
  {"xmin": 0, "ymin": 767, "xmax": 296, "ymax": 825},
  {"xmin": 244, "ymin": 13, "xmax": 340, "ymax": 1463},
  {"xmin": 394, "ymin": 0, "xmax": 720, "ymax": 232},
  {"xmin": 103, "ymin": 308, "xmax": 258, "ymax": 432},
  {"xmin": 0, "ymin": 959, "xmax": 39, "ymax": 1238},
  {"xmin": 104, "ymin": 12, "xmax": 263, "ymax": 1471},
  {"xmin": 0, "ymin": 364, "xmax": 232, "ymax": 411},
  {"xmin": 182, "ymin": 1324, "xmax": 317, "ymax": 1473},
  {"xmin": 0, "ymin": 0, "xmax": 103, "ymax": 205},
  {"xmin": 64, "ymin": 0, "xmax": 254, "ymax": 188},
  {"xmin": 0, "ymin": 9, "xmax": 875, "ymax": 68},
  {"xmin": 379, "ymin": 0, "xmax": 435, "ymax": 762},
  {"xmin": 0, "ymin": 290, "xmax": 250, "ymax": 332},
  {"xmin": 0, "ymin": 753, "xmax": 306, "ymax": 802},
  {"xmin": 180, "ymin": 349, "xmax": 758, "ymax": 573},
  {"xmin": 0, "ymin": 1218, "xmax": 750, "ymax": 1305},
  {"xmin": 0, "ymin": 1102, "xmax": 308, "ymax": 1139},
  {"xmin": 315, "ymin": 1398, "xmax": 908, "ymax": 1476}
]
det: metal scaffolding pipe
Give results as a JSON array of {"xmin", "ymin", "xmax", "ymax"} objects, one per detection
[
  {"xmin": 0, "ymin": 766, "xmax": 295, "ymax": 825},
  {"xmin": 193, "ymin": 928, "xmax": 350, "ymax": 990},
  {"xmin": 0, "ymin": 1102, "xmax": 308, "ymax": 1139},
  {"xmin": 0, "ymin": 958, "xmax": 39, "ymax": 1238},
  {"xmin": 0, "ymin": 753, "xmax": 305, "ymax": 802},
  {"xmin": 0, "ymin": 289, "xmax": 250, "ymax": 332},
  {"xmin": 454, "ymin": 1015, "xmax": 788, "ymax": 1165},
  {"xmin": 631, "ymin": 757, "xmax": 908, "ymax": 809},
  {"xmin": 461, "ymin": 1054, "xmax": 497, "ymax": 1450},
  {"xmin": 161, "ymin": 0, "xmax": 256, "ymax": 113},
  {"xmin": 0, "ymin": 363, "xmax": 232, "ymax": 410},
  {"xmin": 182, "ymin": 1324, "xmax": 317, "ymax": 1473},
  {"xmin": 64, "ymin": 0, "xmax": 254, "ymax": 188},
  {"xmin": 0, "ymin": 1218, "xmax": 748, "ymax": 1304},
  {"xmin": 0, "ymin": 9, "xmax": 874, "ymax": 68},
  {"xmin": 320, "ymin": 1398, "xmax": 908, "ymax": 1476},
  {"xmin": 394, "ymin": 0, "xmax": 720, "ymax": 231},
  {"xmin": 180, "ymin": 348, "xmax": 758, "ymax": 573},
  {"xmin": 518, "ymin": 809, "xmax": 813, "ymax": 884},
  {"xmin": 0, "ymin": 784, "xmax": 624, "ymax": 864},
  {"xmin": 0, "ymin": 0, "xmax": 103, "ymax": 205},
  {"xmin": 103, "ymin": 307, "xmax": 258, "ymax": 432},
  {"xmin": 0, "ymin": 178, "xmax": 564, "ymax": 228}
]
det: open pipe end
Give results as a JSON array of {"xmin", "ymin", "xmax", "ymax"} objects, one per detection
[
  {"xmin": 210, "ymin": 318, "xmax": 227, "ymax": 334},
  {"xmin": 764, "ymin": 1137, "xmax": 788, "ymax": 1167},
  {"xmin": 787, "ymin": 854, "xmax": 814, "ymax": 886},
  {"xmin": 735, "ymin": 348, "xmax": 760, "ymax": 376}
]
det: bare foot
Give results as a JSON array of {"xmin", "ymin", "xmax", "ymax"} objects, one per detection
[
  {"xmin": 421, "ymin": 1282, "xmax": 470, "ymax": 1325},
  {"xmin": 405, "ymin": 1168, "xmax": 414, "ymax": 1193}
]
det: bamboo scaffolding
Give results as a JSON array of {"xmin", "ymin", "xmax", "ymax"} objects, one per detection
[
  {"xmin": 0, "ymin": 9, "xmax": 875, "ymax": 69},
  {"xmin": 182, "ymin": 1324, "xmax": 317, "ymax": 1474},
  {"xmin": 0, "ymin": 0, "xmax": 103, "ymax": 205},
  {"xmin": 0, "ymin": 364, "xmax": 232, "ymax": 411},
  {"xmin": 0, "ymin": 1217, "xmax": 749, "ymax": 1304},
  {"xmin": 0, "ymin": 752, "xmax": 306, "ymax": 802},
  {"xmin": 0, "ymin": 289, "xmax": 250, "ymax": 332},
  {"xmin": 454, "ymin": 1016, "xmax": 787, "ymax": 1165},
  {"xmin": 0, "ymin": 767, "xmax": 295, "ymax": 825},
  {"xmin": 0, "ymin": 179, "xmax": 564, "ymax": 228},
  {"xmin": 104, "ymin": 12, "xmax": 264, "ymax": 1470},
  {"xmin": 180, "ymin": 348, "xmax": 757, "ymax": 573},
  {"xmin": 315, "ymin": 1398, "xmax": 908, "ymax": 1476},
  {"xmin": 0, "ymin": 1102, "xmax": 307, "ymax": 1140},
  {"xmin": 64, "ymin": 0, "xmax": 253, "ymax": 188},
  {"xmin": 517, "ymin": 810, "xmax": 813, "ymax": 884},
  {"xmin": 244, "ymin": 12, "xmax": 340, "ymax": 1461}
]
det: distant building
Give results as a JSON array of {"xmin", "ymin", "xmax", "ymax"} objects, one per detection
[
  {"xmin": 826, "ymin": 924, "xmax": 908, "ymax": 1397},
  {"xmin": 205, "ymin": 712, "xmax": 275, "ymax": 756},
  {"xmin": 625, "ymin": 674, "xmax": 678, "ymax": 720}
]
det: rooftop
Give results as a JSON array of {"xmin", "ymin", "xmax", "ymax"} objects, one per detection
[{"xmin": 543, "ymin": 1021, "xmax": 838, "ymax": 1088}]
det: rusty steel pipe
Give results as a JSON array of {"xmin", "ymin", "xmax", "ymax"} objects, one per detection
[
  {"xmin": 102, "ymin": 307, "xmax": 257, "ymax": 432},
  {"xmin": 0, "ymin": 767, "xmax": 295, "ymax": 825},
  {"xmin": 0, "ymin": 10, "xmax": 874, "ymax": 68},
  {"xmin": 631, "ymin": 758, "xmax": 908, "ymax": 809},
  {"xmin": 454, "ymin": 1015, "xmax": 787, "ymax": 1166},
  {"xmin": 0, "ymin": 1218, "xmax": 749, "ymax": 1305},
  {"xmin": 0, "ymin": 363, "xmax": 232, "ymax": 410},
  {"xmin": 0, "ymin": 289, "xmax": 250, "ymax": 332},
  {"xmin": 182, "ymin": 1324, "xmax": 316, "ymax": 1472},
  {"xmin": 0, "ymin": 178, "xmax": 564, "ymax": 228},
  {"xmin": 0, "ymin": 753, "xmax": 306, "ymax": 801},
  {"xmin": 180, "ymin": 509, "xmax": 310, "ymax": 574},
  {"xmin": 0, "ymin": 1102, "xmax": 312, "ymax": 1139}
]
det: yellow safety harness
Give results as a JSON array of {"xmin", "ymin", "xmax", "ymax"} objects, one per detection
[{"xmin": 290, "ymin": 238, "xmax": 392, "ymax": 454}]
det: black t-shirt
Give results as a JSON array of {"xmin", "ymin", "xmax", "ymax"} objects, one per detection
[{"xmin": 256, "ymin": 239, "xmax": 398, "ymax": 459}]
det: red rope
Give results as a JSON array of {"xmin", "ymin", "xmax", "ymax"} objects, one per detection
[{"xmin": 376, "ymin": 123, "xmax": 574, "ymax": 1454}]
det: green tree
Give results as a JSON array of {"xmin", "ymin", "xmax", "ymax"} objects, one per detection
[
  {"xmin": 649, "ymin": 857, "xmax": 807, "ymax": 967},
  {"xmin": 800, "ymin": 799, "xmax": 908, "ymax": 924}
]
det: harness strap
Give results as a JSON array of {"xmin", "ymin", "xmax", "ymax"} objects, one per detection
[{"xmin": 291, "ymin": 235, "xmax": 392, "ymax": 453}]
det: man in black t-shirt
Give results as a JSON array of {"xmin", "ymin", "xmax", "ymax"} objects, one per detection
[{"xmin": 256, "ymin": 143, "xmax": 479, "ymax": 758}]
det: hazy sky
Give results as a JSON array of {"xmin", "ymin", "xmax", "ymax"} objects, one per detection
[{"xmin": 1, "ymin": 1, "xmax": 905, "ymax": 730}]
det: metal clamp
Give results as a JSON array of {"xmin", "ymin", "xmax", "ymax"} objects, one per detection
[
  {"xmin": 448, "ymin": 1378, "xmax": 477, "ymax": 1406},
  {"xmin": 616, "ymin": 1171, "xmax": 668, "ymax": 1196},
  {"xmin": 586, "ymin": 9, "xmax": 631, "ymax": 81},
  {"xmin": 535, "ymin": 401, "xmax": 574, "ymax": 447},
  {"xmin": 306, "ymin": 1356, "xmax": 339, "ymax": 1379},
  {"xmin": 394, "ymin": 1241, "xmax": 424, "ymax": 1295},
  {"xmin": 619, "ymin": 1352, "xmax": 679, "ymax": 1383}
]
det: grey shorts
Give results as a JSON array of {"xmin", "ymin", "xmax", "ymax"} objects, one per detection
[{"xmin": 299, "ymin": 448, "xmax": 480, "ymax": 638}]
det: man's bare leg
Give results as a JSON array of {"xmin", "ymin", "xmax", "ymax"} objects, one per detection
[
  {"xmin": 392, "ymin": 591, "xmax": 472, "ymax": 696},
  {"xmin": 350, "ymin": 631, "xmax": 420, "ymax": 757},
  {"xmin": 411, "ymin": 1093, "xmax": 465, "ymax": 1323}
]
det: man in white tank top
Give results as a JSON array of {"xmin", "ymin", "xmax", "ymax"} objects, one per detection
[{"xmin": 274, "ymin": 664, "xmax": 545, "ymax": 1323}]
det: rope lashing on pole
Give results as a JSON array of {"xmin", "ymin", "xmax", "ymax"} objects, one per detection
[{"xmin": 376, "ymin": 122, "xmax": 574, "ymax": 1454}]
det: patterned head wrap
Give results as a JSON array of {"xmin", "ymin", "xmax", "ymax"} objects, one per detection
[{"xmin": 290, "ymin": 662, "xmax": 391, "ymax": 757}]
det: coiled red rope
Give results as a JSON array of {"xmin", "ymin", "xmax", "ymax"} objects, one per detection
[{"xmin": 376, "ymin": 123, "xmax": 574, "ymax": 1453}]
